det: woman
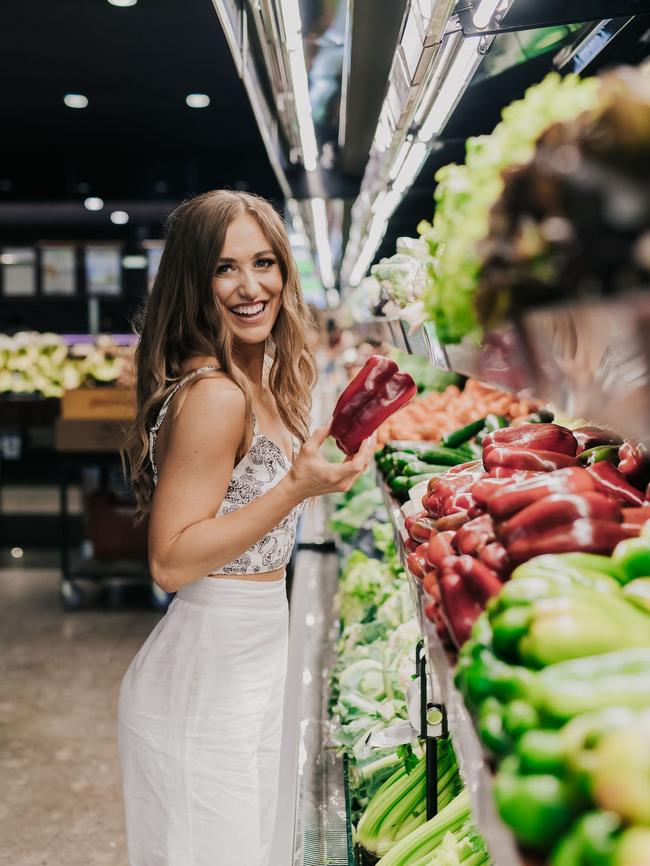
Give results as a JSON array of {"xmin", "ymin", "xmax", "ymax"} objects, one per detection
[{"xmin": 117, "ymin": 190, "xmax": 374, "ymax": 866}]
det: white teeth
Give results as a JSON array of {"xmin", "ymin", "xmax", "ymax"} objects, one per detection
[{"xmin": 231, "ymin": 302, "xmax": 265, "ymax": 316}]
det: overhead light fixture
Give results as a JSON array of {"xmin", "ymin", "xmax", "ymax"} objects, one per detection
[
  {"xmin": 388, "ymin": 138, "xmax": 415, "ymax": 182},
  {"xmin": 310, "ymin": 198, "xmax": 335, "ymax": 288},
  {"xmin": 393, "ymin": 142, "xmax": 428, "ymax": 193},
  {"xmin": 186, "ymin": 93, "xmax": 210, "ymax": 108},
  {"xmin": 64, "ymin": 93, "xmax": 88, "ymax": 109},
  {"xmin": 278, "ymin": 0, "xmax": 319, "ymax": 172},
  {"xmin": 10, "ymin": 547, "xmax": 23, "ymax": 559},
  {"xmin": 110, "ymin": 210, "xmax": 129, "ymax": 225},
  {"xmin": 418, "ymin": 37, "xmax": 482, "ymax": 142},
  {"xmin": 122, "ymin": 255, "xmax": 148, "ymax": 269},
  {"xmin": 472, "ymin": 0, "xmax": 505, "ymax": 29},
  {"xmin": 0, "ymin": 254, "xmax": 18, "ymax": 265},
  {"xmin": 107, "ymin": 0, "xmax": 137, "ymax": 6},
  {"xmin": 84, "ymin": 197, "xmax": 104, "ymax": 212},
  {"xmin": 413, "ymin": 32, "xmax": 461, "ymax": 126}
]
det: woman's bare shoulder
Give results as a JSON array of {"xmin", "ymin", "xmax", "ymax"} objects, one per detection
[{"xmin": 172, "ymin": 373, "xmax": 246, "ymax": 434}]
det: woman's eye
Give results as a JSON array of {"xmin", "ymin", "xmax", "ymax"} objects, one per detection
[
  {"xmin": 216, "ymin": 263, "xmax": 234, "ymax": 275},
  {"xmin": 255, "ymin": 258, "xmax": 275, "ymax": 268}
]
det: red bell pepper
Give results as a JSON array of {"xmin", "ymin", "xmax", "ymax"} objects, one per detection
[
  {"xmin": 479, "ymin": 542, "xmax": 510, "ymax": 575},
  {"xmin": 404, "ymin": 537, "xmax": 419, "ymax": 554},
  {"xmin": 404, "ymin": 512, "xmax": 437, "ymax": 544},
  {"xmin": 471, "ymin": 476, "xmax": 520, "ymax": 506},
  {"xmin": 507, "ymin": 518, "xmax": 628, "ymax": 564},
  {"xmin": 481, "ymin": 423, "xmax": 577, "ymax": 457},
  {"xmin": 423, "ymin": 570, "xmax": 440, "ymax": 597},
  {"xmin": 572, "ymin": 426, "xmax": 623, "ymax": 455},
  {"xmin": 586, "ymin": 462, "xmax": 646, "ymax": 507},
  {"xmin": 483, "ymin": 447, "xmax": 577, "ymax": 474},
  {"xmin": 622, "ymin": 506, "xmax": 650, "ymax": 525},
  {"xmin": 424, "ymin": 530, "xmax": 457, "ymax": 571},
  {"xmin": 452, "ymin": 555, "xmax": 504, "ymax": 604},
  {"xmin": 436, "ymin": 511, "xmax": 471, "ymax": 531},
  {"xmin": 331, "ymin": 355, "xmax": 416, "ymax": 455},
  {"xmin": 447, "ymin": 460, "xmax": 485, "ymax": 475},
  {"xmin": 454, "ymin": 514, "xmax": 496, "ymax": 555},
  {"xmin": 488, "ymin": 467, "xmax": 539, "ymax": 479},
  {"xmin": 618, "ymin": 441, "xmax": 646, "ymax": 475},
  {"xmin": 406, "ymin": 543, "xmax": 429, "ymax": 580},
  {"xmin": 487, "ymin": 467, "xmax": 595, "ymax": 520},
  {"xmin": 498, "ymin": 493, "xmax": 621, "ymax": 545},
  {"xmin": 439, "ymin": 569, "xmax": 484, "ymax": 648},
  {"xmin": 622, "ymin": 524, "xmax": 642, "ymax": 538}
]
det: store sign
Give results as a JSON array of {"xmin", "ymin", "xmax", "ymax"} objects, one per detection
[
  {"xmin": 85, "ymin": 246, "xmax": 121, "ymax": 296},
  {"xmin": 1, "ymin": 247, "xmax": 36, "ymax": 296},
  {"xmin": 42, "ymin": 246, "xmax": 76, "ymax": 296}
]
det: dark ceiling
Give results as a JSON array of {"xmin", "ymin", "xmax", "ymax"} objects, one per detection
[{"xmin": 0, "ymin": 0, "xmax": 282, "ymax": 239}]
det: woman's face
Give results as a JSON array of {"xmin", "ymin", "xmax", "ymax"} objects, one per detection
[{"xmin": 212, "ymin": 214, "xmax": 284, "ymax": 346}]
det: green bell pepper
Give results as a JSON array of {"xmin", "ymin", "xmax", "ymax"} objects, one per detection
[
  {"xmin": 551, "ymin": 811, "xmax": 620, "ymax": 866},
  {"xmin": 494, "ymin": 755, "xmax": 582, "ymax": 850},
  {"xmin": 489, "ymin": 589, "xmax": 650, "ymax": 669},
  {"xmin": 613, "ymin": 538, "xmax": 650, "ymax": 583},
  {"xmin": 623, "ymin": 577, "xmax": 650, "ymax": 613}
]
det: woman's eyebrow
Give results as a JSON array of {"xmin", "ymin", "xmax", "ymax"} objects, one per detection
[{"xmin": 217, "ymin": 249, "xmax": 275, "ymax": 262}]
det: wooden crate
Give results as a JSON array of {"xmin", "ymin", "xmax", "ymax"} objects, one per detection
[
  {"xmin": 61, "ymin": 387, "xmax": 135, "ymax": 421},
  {"xmin": 55, "ymin": 419, "xmax": 126, "ymax": 452}
]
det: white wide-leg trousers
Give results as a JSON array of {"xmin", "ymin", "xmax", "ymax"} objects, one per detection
[{"xmin": 117, "ymin": 575, "xmax": 289, "ymax": 866}]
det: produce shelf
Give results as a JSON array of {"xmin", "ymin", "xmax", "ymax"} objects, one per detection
[{"xmin": 377, "ymin": 475, "xmax": 527, "ymax": 866}]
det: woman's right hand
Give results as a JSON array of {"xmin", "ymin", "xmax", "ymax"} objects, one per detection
[{"xmin": 287, "ymin": 423, "xmax": 377, "ymax": 500}]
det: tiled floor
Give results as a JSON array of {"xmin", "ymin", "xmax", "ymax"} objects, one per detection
[{"xmin": 1, "ymin": 563, "xmax": 159, "ymax": 866}]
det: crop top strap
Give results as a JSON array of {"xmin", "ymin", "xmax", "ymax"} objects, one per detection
[
  {"xmin": 251, "ymin": 410, "xmax": 260, "ymax": 436},
  {"xmin": 149, "ymin": 365, "xmax": 220, "ymax": 485}
]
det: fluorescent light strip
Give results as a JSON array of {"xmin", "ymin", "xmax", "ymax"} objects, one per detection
[
  {"xmin": 347, "ymin": 193, "xmax": 401, "ymax": 287},
  {"xmin": 413, "ymin": 31, "xmax": 461, "ymax": 126},
  {"xmin": 393, "ymin": 141, "xmax": 428, "ymax": 193},
  {"xmin": 473, "ymin": 0, "xmax": 502, "ymax": 29},
  {"xmin": 418, "ymin": 37, "xmax": 482, "ymax": 142},
  {"xmin": 279, "ymin": 0, "xmax": 319, "ymax": 171},
  {"xmin": 388, "ymin": 138, "xmax": 414, "ymax": 182},
  {"xmin": 310, "ymin": 198, "xmax": 335, "ymax": 289}
]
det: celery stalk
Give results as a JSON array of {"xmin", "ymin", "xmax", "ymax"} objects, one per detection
[
  {"xmin": 375, "ymin": 790, "xmax": 471, "ymax": 865},
  {"xmin": 357, "ymin": 757, "xmax": 426, "ymax": 853}
]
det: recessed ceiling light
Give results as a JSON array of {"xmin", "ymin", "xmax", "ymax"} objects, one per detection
[
  {"xmin": 84, "ymin": 197, "xmax": 104, "ymax": 211},
  {"xmin": 64, "ymin": 94, "xmax": 89, "ymax": 109},
  {"xmin": 107, "ymin": 0, "xmax": 137, "ymax": 5},
  {"xmin": 110, "ymin": 210, "xmax": 129, "ymax": 225},
  {"xmin": 186, "ymin": 93, "xmax": 210, "ymax": 108},
  {"xmin": 122, "ymin": 255, "xmax": 148, "ymax": 269}
]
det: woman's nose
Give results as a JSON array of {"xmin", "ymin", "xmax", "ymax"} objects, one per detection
[{"xmin": 237, "ymin": 266, "xmax": 259, "ymax": 297}]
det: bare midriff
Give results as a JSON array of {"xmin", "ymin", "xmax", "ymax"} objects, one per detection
[{"xmin": 207, "ymin": 566, "xmax": 287, "ymax": 582}]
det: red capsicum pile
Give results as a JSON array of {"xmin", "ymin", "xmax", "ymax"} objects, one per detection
[
  {"xmin": 399, "ymin": 422, "xmax": 650, "ymax": 649},
  {"xmin": 331, "ymin": 355, "xmax": 417, "ymax": 455}
]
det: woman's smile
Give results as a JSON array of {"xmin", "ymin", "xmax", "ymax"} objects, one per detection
[{"xmin": 228, "ymin": 299, "xmax": 269, "ymax": 324}]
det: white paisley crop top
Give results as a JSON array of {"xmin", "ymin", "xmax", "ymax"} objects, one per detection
[{"xmin": 148, "ymin": 365, "xmax": 306, "ymax": 575}]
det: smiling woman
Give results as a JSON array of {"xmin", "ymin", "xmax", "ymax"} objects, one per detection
[{"xmin": 117, "ymin": 189, "xmax": 375, "ymax": 866}]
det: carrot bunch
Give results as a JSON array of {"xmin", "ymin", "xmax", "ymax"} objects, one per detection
[{"xmin": 376, "ymin": 379, "xmax": 538, "ymax": 446}]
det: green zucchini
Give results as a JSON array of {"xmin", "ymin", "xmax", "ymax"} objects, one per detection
[{"xmin": 441, "ymin": 418, "xmax": 487, "ymax": 449}]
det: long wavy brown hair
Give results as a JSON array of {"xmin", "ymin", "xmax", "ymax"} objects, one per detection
[{"xmin": 122, "ymin": 190, "xmax": 317, "ymax": 521}]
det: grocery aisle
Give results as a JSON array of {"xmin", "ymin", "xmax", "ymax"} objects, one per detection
[{"xmin": 0, "ymin": 561, "xmax": 158, "ymax": 866}]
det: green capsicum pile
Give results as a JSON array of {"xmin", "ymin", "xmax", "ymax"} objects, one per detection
[{"xmin": 455, "ymin": 529, "xmax": 650, "ymax": 865}]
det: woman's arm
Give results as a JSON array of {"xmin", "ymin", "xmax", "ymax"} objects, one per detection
[{"xmin": 148, "ymin": 377, "xmax": 371, "ymax": 592}]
